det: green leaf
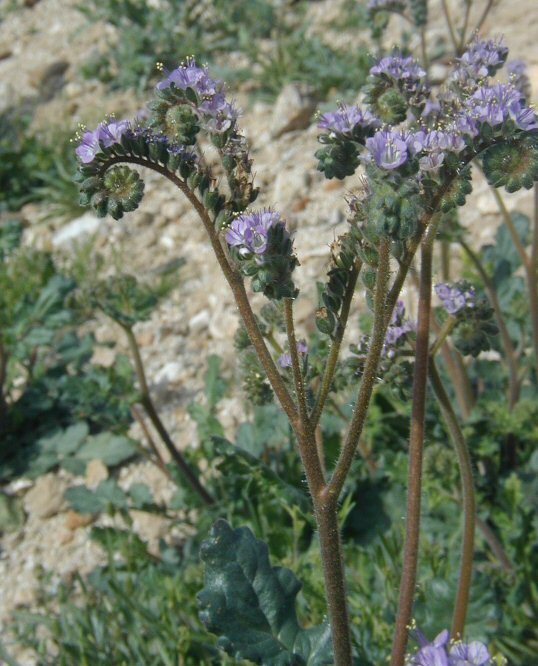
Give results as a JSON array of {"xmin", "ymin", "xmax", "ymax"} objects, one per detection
[
  {"xmin": 64, "ymin": 485, "xmax": 104, "ymax": 514},
  {"xmin": 0, "ymin": 493, "xmax": 25, "ymax": 533},
  {"xmin": 76, "ymin": 433, "xmax": 137, "ymax": 467},
  {"xmin": 198, "ymin": 519, "xmax": 333, "ymax": 665},
  {"xmin": 54, "ymin": 422, "xmax": 90, "ymax": 456},
  {"xmin": 204, "ymin": 354, "xmax": 228, "ymax": 410},
  {"xmin": 128, "ymin": 483, "xmax": 154, "ymax": 509}
]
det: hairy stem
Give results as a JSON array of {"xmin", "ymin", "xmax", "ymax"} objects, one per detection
[
  {"xmin": 460, "ymin": 238, "xmax": 521, "ymax": 407},
  {"xmin": 101, "ymin": 155, "xmax": 299, "ymax": 426},
  {"xmin": 123, "ymin": 324, "xmax": 214, "ymax": 506},
  {"xmin": 326, "ymin": 240, "xmax": 391, "ymax": 501},
  {"xmin": 429, "ymin": 360, "xmax": 476, "ymax": 639},
  {"xmin": 390, "ymin": 221, "xmax": 437, "ymax": 666},
  {"xmin": 311, "ymin": 260, "xmax": 362, "ymax": 427},
  {"xmin": 313, "ymin": 495, "xmax": 353, "ymax": 666},
  {"xmin": 285, "ymin": 298, "xmax": 312, "ymax": 432}
]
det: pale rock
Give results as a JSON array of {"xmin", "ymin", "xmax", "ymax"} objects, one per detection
[
  {"xmin": 429, "ymin": 63, "xmax": 449, "ymax": 84},
  {"xmin": 160, "ymin": 199, "xmax": 186, "ymax": 220},
  {"xmin": 52, "ymin": 212, "xmax": 102, "ymax": 247},
  {"xmin": 269, "ymin": 83, "xmax": 317, "ymax": 138},
  {"xmin": 64, "ymin": 510, "xmax": 95, "ymax": 531},
  {"xmin": 273, "ymin": 169, "xmax": 310, "ymax": 209},
  {"xmin": 85, "ymin": 459, "xmax": 109, "ymax": 488},
  {"xmin": 476, "ymin": 193, "xmax": 500, "ymax": 215},
  {"xmin": 154, "ymin": 361, "xmax": 184, "ymax": 384},
  {"xmin": 209, "ymin": 307, "xmax": 237, "ymax": 340},
  {"xmin": 189, "ymin": 309, "xmax": 210, "ymax": 334},
  {"xmin": 130, "ymin": 510, "xmax": 169, "ymax": 546},
  {"xmin": 23, "ymin": 474, "xmax": 67, "ymax": 519},
  {"xmin": 90, "ymin": 346, "xmax": 116, "ymax": 368}
]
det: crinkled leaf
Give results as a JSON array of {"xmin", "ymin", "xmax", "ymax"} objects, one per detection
[
  {"xmin": 76, "ymin": 432, "xmax": 137, "ymax": 467},
  {"xmin": 198, "ymin": 519, "xmax": 333, "ymax": 665}
]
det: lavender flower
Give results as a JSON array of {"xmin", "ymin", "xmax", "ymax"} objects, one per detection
[
  {"xmin": 464, "ymin": 83, "xmax": 538, "ymax": 131},
  {"xmin": 453, "ymin": 37, "xmax": 508, "ymax": 86},
  {"xmin": 383, "ymin": 300, "xmax": 414, "ymax": 356},
  {"xmin": 156, "ymin": 58, "xmax": 238, "ymax": 135},
  {"xmin": 318, "ymin": 104, "xmax": 379, "ymax": 138},
  {"xmin": 225, "ymin": 209, "xmax": 282, "ymax": 256},
  {"xmin": 370, "ymin": 54, "xmax": 426, "ymax": 84},
  {"xmin": 507, "ymin": 59, "xmax": 531, "ymax": 99},
  {"xmin": 435, "ymin": 282, "xmax": 475, "ymax": 315},
  {"xmin": 365, "ymin": 130, "xmax": 410, "ymax": 169},
  {"xmin": 76, "ymin": 119, "xmax": 131, "ymax": 163},
  {"xmin": 411, "ymin": 629, "xmax": 450, "ymax": 666},
  {"xmin": 156, "ymin": 59, "xmax": 219, "ymax": 96},
  {"xmin": 449, "ymin": 641, "xmax": 491, "ymax": 666},
  {"xmin": 278, "ymin": 341, "xmax": 308, "ymax": 369},
  {"xmin": 369, "ymin": 53, "xmax": 427, "ymax": 100}
]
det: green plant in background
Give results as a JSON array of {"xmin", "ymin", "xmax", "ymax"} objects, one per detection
[
  {"xmin": 77, "ymin": 0, "xmax": 372, "ymax": 99},
  {"xmin": 0, "ymin": 110, "xmax": 85, "ymax": 218}
]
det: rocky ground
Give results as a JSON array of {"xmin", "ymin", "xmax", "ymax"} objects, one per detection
[{"xmin": 0, "ymin": 0, "xmax": 537, "ymax": 662}]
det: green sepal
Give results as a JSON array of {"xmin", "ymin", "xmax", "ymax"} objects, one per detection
[{"xmin": 482, "ymin": 135, "xmax": 538, "ymax": 193}]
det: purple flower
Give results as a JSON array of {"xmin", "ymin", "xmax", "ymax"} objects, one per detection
[
  {"xmin": 365, "ymin": 130, "xmax": 409, "ymax": 169},
  {"xmin": 318, "ymin": 104, "xmax": 379, "ymax": 138},
  {"xmin": 156, "ymin": 59, "xmax": 218, "ymax": 96},
  {"xmin": 507, "ymin": 59, "xmax": 531, "ymax": 98},
  {"xmin": 225, "ymin": 209, "xmax": 282, "ymax": 256},
  {"xmin": 448, "ymin": 641, "xmax": 491, "ymax": 666},
  {"xmin": 278, "ymin": 341, "xmax": 308, "ymax": 368},
  {"xmin": 412, "ymin": 630, "xmax": 450, "ymax": 666},
  {"xmin": 199, "ymin": 93, "xmax": 238, "ymax": 133},
  {"xmin": 383, "ymin": 300, "xmax": 414, "ymax": 356},
  {"xmin": 370, "ymin": 54, "xmax": 426, "ymax": 84},
  {"xmin": 453, "ymin": 37, "xmax": 508, "ymax": 86},
  {"xmin": 75, "ymin": 129, "xmax": 101, "ymax": 164},
  {"xmin": 75, "ymin": 119, "xmax": 131, "ymax": 163},
  {"xmin": 435, "ymin": 283, "xmax": 475, "ymax": 315},
  {"xmin": 464, "ymin": 83, "xmax": 538, "ymax": 131}
]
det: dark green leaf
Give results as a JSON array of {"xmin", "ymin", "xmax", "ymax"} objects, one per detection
[{"xmin": 198, "ymin": 519, "xmax": 333, "ymax": 665}]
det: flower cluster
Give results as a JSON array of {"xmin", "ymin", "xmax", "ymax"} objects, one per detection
[
  {"xmin": 76, "ymin": 119, "xmax": 131, "ymax": 164},
  {"xmin": 409, "ymin": 629, "xmax": 491, "ymax": 666},
  {"xmin": 317, "ymin": 104, "xmax": 379, "ymax": 140},
  {"xmin": 278, "ymin": 341, "xmax": 308, "ymax": 369},
  {"xmin": 435, "ymin": 282, "xmax": 476, "ymax": 315},
  {"xmin": 225, "ymin": 209, "xmax": 297, "ymax": 299},
  {"xmin": 462, "ymin": 83, "xmax": 537, "ymax": 133},
  {"xmin": 452, "ymin": 37, "xmax": 509, "ymax": 88},
  {"xmin": 154, "ymin": 58, "xmax": 238, "ymax": 136},
  {"xmin": 225, "ymin": 209, "xmax": 281, "ymax": 256},
  {"xmin": 370, "ymin": 54, "xmax": 427, "ymax": 92}
]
